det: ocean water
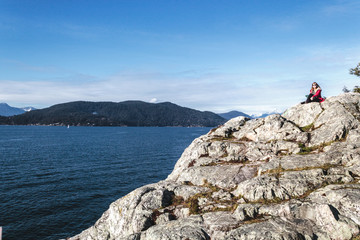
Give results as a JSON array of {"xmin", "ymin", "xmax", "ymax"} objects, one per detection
[{"xmin": 0, "ymin": 126, "xmax": 211, "ymax": 240}]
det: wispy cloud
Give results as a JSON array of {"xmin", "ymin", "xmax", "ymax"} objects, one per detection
[
  {"xmin": 0, "ymin": 69, "xmax": 305, "ymax": 115},
  {"xmin": 322, "ymin": 0, "xmax": 360, "ymax": 15},
  {"xmin": 2, "ymin": 39, "xmax": 360, "ymax": 115},
  {"xmin": 2, "ymin": 41, "xmax": 359, "ymax": 114},
  {"xmin": 1, "ymin": 59, "xmax": 57, "ymax": 73}
]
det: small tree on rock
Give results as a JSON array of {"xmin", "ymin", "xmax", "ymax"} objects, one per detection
[
  {"xmin": 349, "ymin": 63, "xmax": 360, "ymax": 93},
  {"xmin": 354, "ymin": 86, "xmax": 360, "ymax": 93},
  {"xmin": 343, "ymin": 86, "xmax": 350, "ymax": 93},
  {"xmin": 350, "ymin": 62, "xmax": 360, "ymax": 77}
]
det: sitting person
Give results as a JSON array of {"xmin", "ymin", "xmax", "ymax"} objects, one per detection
[{"xmin": 301, "ymin": 82, "xmax": 325, "ymax": 104}]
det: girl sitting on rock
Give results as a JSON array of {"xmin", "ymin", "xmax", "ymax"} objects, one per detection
[{"xmin": 301, "ymin": 82, "xmax": 325, "ymax": 104}]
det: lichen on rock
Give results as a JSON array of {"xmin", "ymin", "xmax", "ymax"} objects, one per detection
[{"xmin": 68, "ymin": 93, "xmax": 360, "ymax": 240}]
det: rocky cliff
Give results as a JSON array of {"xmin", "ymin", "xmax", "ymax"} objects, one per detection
[{"xmin": 69, "ymin": 93, "xmax": 360, "ymax": 240}]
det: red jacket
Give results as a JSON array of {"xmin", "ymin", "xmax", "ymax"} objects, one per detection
[{"xmin": 311, "ymin": 89, "xmax": 325, "ymax": 102}]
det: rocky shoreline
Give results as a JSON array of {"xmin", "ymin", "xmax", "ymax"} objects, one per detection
[{"xmin": 68, "ymin": 93, "xmax": 360, "ymax": 240}]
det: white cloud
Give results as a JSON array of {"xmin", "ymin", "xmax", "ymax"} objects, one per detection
[
  {"xmin": 1, "ymin": 44, "xmax": 359, "ymax": 115},
  {"xmin": 149, "ymin": 98, "xmax": 157, "ymax": 103},
  {"xmin": 322, "ymin": 1, "xmax": 360, "ymax": 15},
  {"xmin": 0, "ymin": 71, "xmax": 302, "ymax": 115}
]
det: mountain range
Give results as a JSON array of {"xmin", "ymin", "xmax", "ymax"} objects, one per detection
[
  {"xmin": 218, "ymin": 110, "xmax": 281, "ymax": 120},
  {"xmin": 217, "ymin": 110, "xmax": 252, "ymax": 120},
  {"xmin": 0, "ymin": 103, "xmax": 36, "ymax": 117},
  {"xmin": 0, "ymin": 101, "xmax": 225, "ymax": 127}
]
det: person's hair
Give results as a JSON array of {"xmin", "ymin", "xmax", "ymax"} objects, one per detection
[{"xmin": 311, "ymin": 82, "xmax": 320, "ymax": 91}]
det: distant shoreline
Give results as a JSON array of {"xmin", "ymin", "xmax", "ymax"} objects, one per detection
[{"xmin": 0, "ymin": 124, "xmax": 215, "ymax": 128}]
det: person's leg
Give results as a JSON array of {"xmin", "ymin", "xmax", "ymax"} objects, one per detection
[
  {"xmin": 305, "ymin": 94, "xmax": 314, "ymax": 103},
  {"xmin": 312, "ymin": 97, "xmax": 321, "ymax": 102}
]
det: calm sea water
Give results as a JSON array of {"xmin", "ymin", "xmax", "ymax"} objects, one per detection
[{"xmin": 0, "ymin": 126, "xmax": 211, "ymax": 240}]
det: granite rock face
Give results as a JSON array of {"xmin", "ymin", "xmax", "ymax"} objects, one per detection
[{"xmin": 69, "ymin": 93, "xmax": 360, "ymax": 240}]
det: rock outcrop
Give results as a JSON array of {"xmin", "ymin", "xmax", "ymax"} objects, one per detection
[{"xmin": 69, "ymin": 93, "xmax": 360, "ymax": 240}]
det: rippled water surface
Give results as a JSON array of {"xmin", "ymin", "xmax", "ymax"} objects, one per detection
[{"xmin": 0, "ymin": 126, "xmax": 210, "ymax": 240}]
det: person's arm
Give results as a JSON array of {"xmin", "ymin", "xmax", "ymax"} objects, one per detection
[
  {"xmin": 311, "ymin": 88, "xmax": 321, "ymax": 100},
  {"xmin": 313, "ymin": 89, "xmax": 321, "ymax": 98}
]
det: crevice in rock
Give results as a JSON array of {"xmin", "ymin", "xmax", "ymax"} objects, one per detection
[
  {"xmin": 239, "ymin": 172, "xmax": 352, "ymax": 207},
  {"xmin": 348, "ymin": 171, "xmax": 360, "ymax": 179},
  {"xmin": 209, "ymin": 135, "xmax": 236, "ymax": 142},
  {"xmin": 328, "ymin": 205, "xmax": 340, "ymax": 221},
  {"xmin": 297, "ymin": 140, "xmax": 341, "ymax": 155},
  {"xmin": 200, "ymin": 158, "xmax": 250, "ymax": 167},
  {"xmin": 169, "ymin": 181, "xmax": 242, "ymax": 216},
  {"xmin": 188, "ymin": 159, "xmax": 197, "ymax": 167},
  {"xmin": 297, "ymin": 107, "xmax": 325, "ymax": 133},
  {"xmin": 200, "ymin": 229, "xmax": 211, "ymax": 240}
]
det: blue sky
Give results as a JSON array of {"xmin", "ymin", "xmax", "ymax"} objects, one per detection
[{"xmin": 1, "ymin": 0, "xmax": 360, "ymax": 115}]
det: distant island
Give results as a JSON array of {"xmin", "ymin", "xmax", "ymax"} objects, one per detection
[{"xmin": 0, "ymin": 101, "xmax": 226, "ymax": 127}]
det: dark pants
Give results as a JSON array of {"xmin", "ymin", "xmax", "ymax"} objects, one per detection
[{"xmin": 305, "ymin": 94, "xmax": 322, "ymax": 103}]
